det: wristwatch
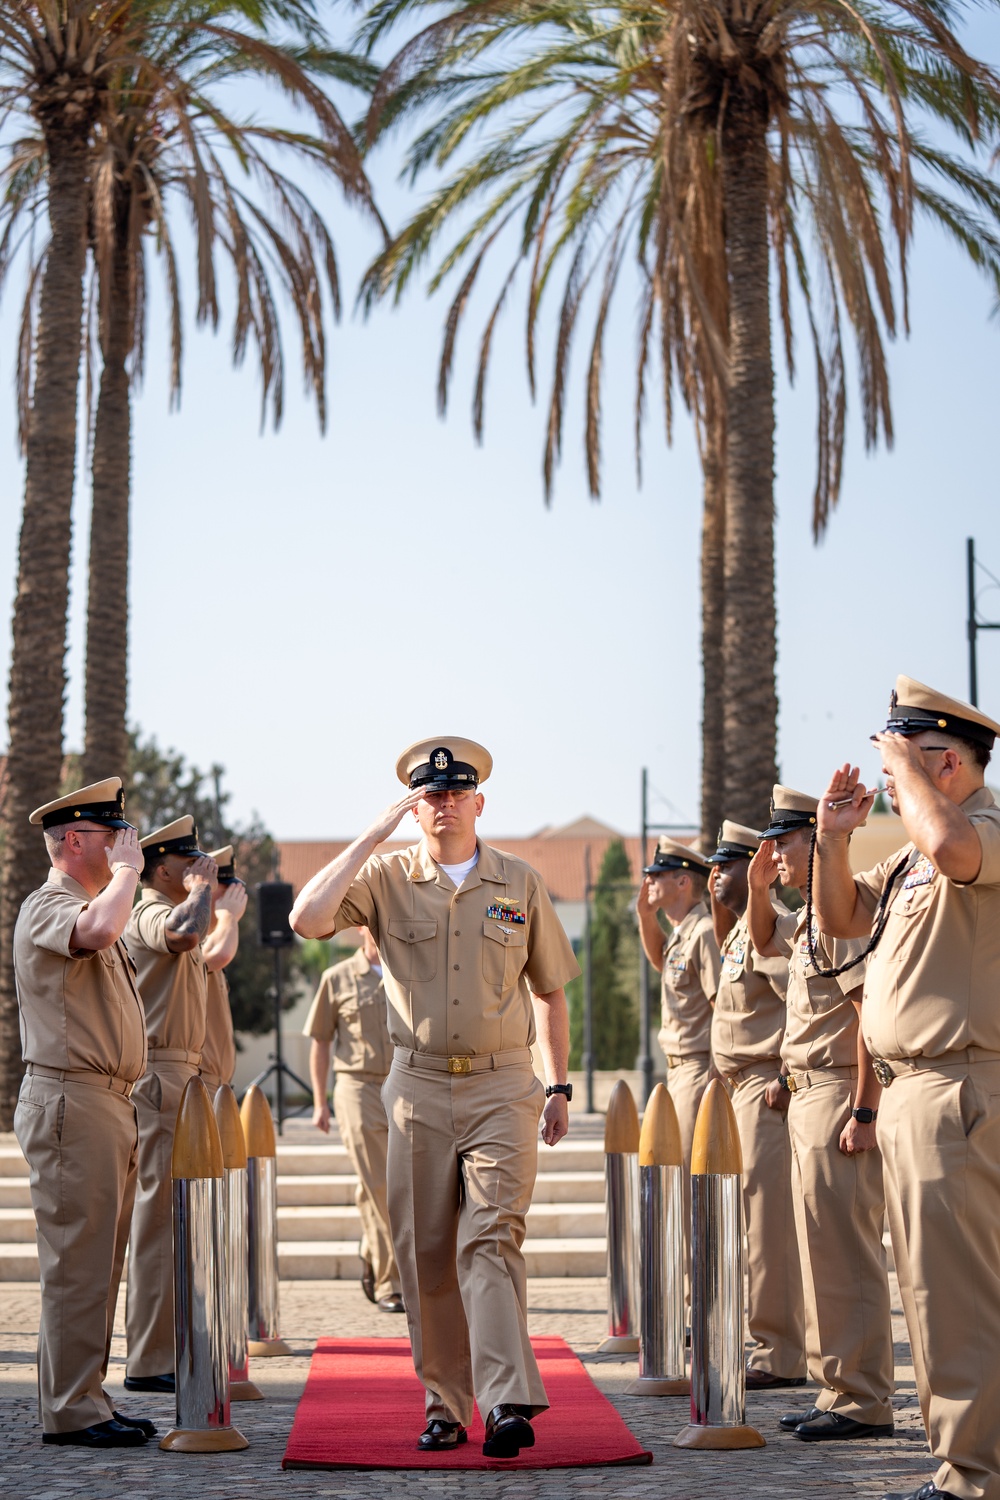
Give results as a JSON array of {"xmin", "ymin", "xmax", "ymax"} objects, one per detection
[
  {"xmin": 851, "ymin": 1107, "xmax": 878, "ymax": 1124},
  {"xmin": 545, "ymin": 1083, "xmax": 573, "ymax": 1101}
]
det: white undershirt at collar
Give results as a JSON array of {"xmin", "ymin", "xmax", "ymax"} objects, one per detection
[{"xmin": 437, "ymin": 851, "xmax": 479, "ymax": 890}]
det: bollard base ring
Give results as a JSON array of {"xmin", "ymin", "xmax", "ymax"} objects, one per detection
[
  {"xmin": 597, "ymin": 1334, "xmax": 640, "ymax": 1355},
  {"xmin": 624, "ymin": 1376, "xmax": 689, "ymax": 1397},
  {"xmin": 673, "ymin": 1423, "xmax": 765, "ymax": 1450},
  {"xmin": 159, "ymin": 1427, "xmax": 250, "ymax": 1453},
  {"xmin": 229, "ymin": 1379, "xmax": 265, "ymax": 1401},
  {"xmin": 247, "ymin": 1338, "xmax": 293, "ymax": 1357}
]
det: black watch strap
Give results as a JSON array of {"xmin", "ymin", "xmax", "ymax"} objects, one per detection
[
  {"xmin": 852, "ymin": 1106, "xmax": 877, "ymax": 1124},
  {"xmin": 545, "ymin": 1083, "xmax": 573, "ymax": 1101}
]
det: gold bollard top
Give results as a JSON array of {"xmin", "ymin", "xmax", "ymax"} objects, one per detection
[
  {"xmin": 638, "ymin": 1082, "xmax": 683, "ymax": 1167},
  {"xmin": 213, "ymin": 1084, "xmax": 248, "ymax": 1170},
  {"xmin": 172, "ymin": 1076, "xmax": 225, "ymax": 1180},
  {"xmin": 603, "ymin": 1079, "xmax": 640, "ymax": 1154},
  {"xmin": 690, "ymin": 1078, "xmax": 743, "ymax": 1175},
  {"xmin": 240, "ymin": 1083, "xmax": 277, "ymax": 1158}
]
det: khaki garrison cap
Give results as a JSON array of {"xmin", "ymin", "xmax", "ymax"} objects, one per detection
[
  {"xmin": 140, "ymin": 816, "xmax": 205, "ymax": 860},
  {"xmin": 878, "ymin": 674, "xmax": 1000, "ymax": 750},
  {"xmin": 207, "ymin": 845, "xmax": 237, "ymax": 883},
  {"xmin": 643, "ymin": 835, "xmax": 712, "ymax": 878},
  {"xmin": 709, "ymin": 820, "xmax": 762, "ymax": 864},
  {"xmin": 396, "ymin": 737, "xmax": 492, "ymax": 792},
  {"xmin": 759, "ymin": 785, "xmax": 818, "ymax": 841},
  {"xmin": 30, "ymin": 777, "xmax": 131, "ymax": 831}
]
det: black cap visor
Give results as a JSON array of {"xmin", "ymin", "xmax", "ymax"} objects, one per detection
[
  {"xmin": 876, "ymin": 703, "xmax": 995, "ymax": 749},
  {"xmin": 708, "ymin": 844, "xmax": 756, "ymax": 864},
  {"xmin": 41, "ymin": 801, "xmax": 131, "ymax": 831},
  {"xmin": 758, "ymin": 812, "xmax": 816, "ymax": 841},
  {"xmin": 643, "ymin": 856, "xmax": 711, "ymax": 877}
]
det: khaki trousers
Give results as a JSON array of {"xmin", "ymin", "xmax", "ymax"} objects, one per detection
[
  {"xmin": 125, "ymin": 1061, "xmax": 199, "ymax": 1377},
  {"xmin": 787, "ymin": 1078, "xmax": 894, "ymax": 1423},
  {"xmin": 382, "ymin": 1057, "xmax": 548, "ymax": 1426},
  {"xmin": 14, "ymin": 1074, "xmax": 138, "ymax": 1433},
  {"xmin": 333, "ymin": 1072, "xmax": 398, "ymax": 1301},
  {"xmin": 663, "ymin": 1052, "xmax": 711, "ymax": 1310},
  {"xmin": 730, "ymin": 1066, "xmax": 806, "ymax": 1378},
  {"xmin": 879, "ymin": 1060, "xmax": 1000, "ymax": 1500}
]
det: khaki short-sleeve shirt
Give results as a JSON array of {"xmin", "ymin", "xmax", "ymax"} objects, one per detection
[
  {"xmin": 125, "ymin": 886, "xmax": 207, "ymax": 1055},
  {"xmin": 201, "ymin": 968, "xmax": 236, "ymax": 1083},
  {"xmin": 853, "ymin": 786, "xmax": 1000, "ymax": 1061},
  {"xmin": 658, "ymin": 900, "xmax": 720, "ymax": 1057},
  {"xmin": 14, "ymin": 868, "xmax": 147, "ymax": 1081},
  {"xmin": 711, "ymin": 908, "xmax": 790, "ymax": 1075},
  {"xmin": 302, "ymin": 949, "xmax": 393, "ymax": 1079},
  {"xmin": 777, "ymin": 908, "xmax": 866, "ymax": 1073},
  {"xmin": 327, "ymin": 838, "xmax": 580, "ymax": 1055}
]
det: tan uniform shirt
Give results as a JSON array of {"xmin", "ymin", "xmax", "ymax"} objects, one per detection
[
  {"xmin": 711, "ymin": 909, "xmax": 790, "ymax": 1076},
  {"xmin": 855, "ymin": 786, "xmax": 1000, "ymax": 1061},
  {"xmin": 329, "ymin": 838, "xmax": 580, "ymax": 1054},
  {"xmin": 776, "ymin": 908, "xmax": 866, "ymax": 1073},
  {"xmin": 125, "ymin": 887, "xmax": 207, "ymax": 1055},
  {"xmin": 658, "ymin": 900, "xmax": 721, "ymax": 1057},
  {"xmin": 201, "ymin": 968, "xmax": 236, "ymax": 1083},
  {"xmin": 303, "ymin": 949, "xmax": 393, "ymax": 1080},
  {"xmin": 14, "ymin": 868, "xmax": 147, "ymax": 1082}
]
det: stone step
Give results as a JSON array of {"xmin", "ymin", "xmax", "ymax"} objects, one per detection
[
  {"xmin": 277, "ymin": 1238, "xmax": 607, "ymax": 1280},
  {"xmin": 0, "ymin": 1181, "xmax": 31, "ymax": 1209},
  {"xmin": 275, "ymin": 1169, "xmax": 605, "ymax": 1207},
  {"xmin": 275, "ymin": 1202, "xmax": 606, "ymax": 1242}
]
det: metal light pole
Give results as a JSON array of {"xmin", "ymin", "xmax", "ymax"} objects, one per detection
[{"xmin": 966, "ymin": 537, "xmax": 1000, "ymax": 707}]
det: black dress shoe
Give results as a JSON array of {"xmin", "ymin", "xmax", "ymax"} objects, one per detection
[
  {"xmin": 794, "ymin": 1410, "xmax": 894, "ymax": 1442},
  {"xmin": 483, "ymin": 1404, "xmax": 534, "ymax": 1458},
  {"xmin": 417, "ymin": 1420, "xmax": 467, "ymax": 1451},
  {"xmin": 884, "ymin": 1486, "xmax": 961, "ymax": 1500},
  {"xmin": 112, "ymin": 1410, "xmax": 158, "ymax": 1438},
  {"xmin": 42, "ymin": 1419, "xmax": 147, "ymax": 1448},
  {"xmin": 378, "ymin": 1293, "xmax": 405, "ymax": 1313},
  {"xmin": 745, "ymin": 1365, "xmax": 808, "ymax": 1390},
  {"xmin": 360, "ymin": 1250, "xmax": 376, "ymax": 1304},
  {"xmin": 779, "ymin": 1405, "xmax": 823, "ymax": 1430},
  {"xmin": 123, "ymin": 1372, "xmax": 174, "ymax": 1393}
]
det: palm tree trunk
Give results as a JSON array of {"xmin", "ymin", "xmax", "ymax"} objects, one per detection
[
  {"xmin": 719, "ymin": 98, "xmax": 778, "ymax": 828},
  {"xmin": 82, "ymin": 231, "xmax": 132, "ymax": 785},
  {"xmin": 0, "ymin": 144, "xmax": 90, "ymax": 1127},
  {"xmin": 699, "ymin": 410, "xmax": 726, "ymax": 848}
]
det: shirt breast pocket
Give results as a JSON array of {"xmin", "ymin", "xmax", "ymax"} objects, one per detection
[
  {"xmin": 482, "ymin": 921, "xmax": 527, "ymax": 990},
  {"xmin": 385, "ymin": 919, "xmax": 438, "ymax": 983}
]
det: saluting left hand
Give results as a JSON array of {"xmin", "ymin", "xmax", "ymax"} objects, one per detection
[{"xmin": 540, "ymin": 1094, "xmax": 569, "ymax": 1147}]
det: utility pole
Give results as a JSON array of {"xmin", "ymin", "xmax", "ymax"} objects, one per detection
[{"xmin": 966, "ymin": 537, "xmax": 1000, "ymax": 707}]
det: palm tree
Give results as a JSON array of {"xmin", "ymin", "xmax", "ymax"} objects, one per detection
[
  {"xmin": 359, "ymin": 0, "xmax": 1000, "ymax": 835},
  {"xmin": 0, "ymin": 0, "xmax": 380, "ymax": 1125}
]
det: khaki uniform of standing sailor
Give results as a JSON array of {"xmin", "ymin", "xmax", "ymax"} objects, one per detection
[
  {"xmin": 290, "ymin": 738, "xmax": 579, "ymax": 1460},
  {"xmin": 304, "ymin": 929, "xmax": 401, "ymax": 1309},
  {"xmin": 13, "ymin": 779, "xmax": 153, "ymax": 1448},
  {"xmin": 815, "ymin": 677, "xmax": 1000, "ymax": 1500},
  {"xmin": 124, "ymin": 818, "xmax": 217, "ymax": 1391},
  {"xmin": 709, "ymin": 820, "xmax": 806, "ymax": 1388},
  {"xmin": 636, "ymin": 836, "xmax": 720, "ymax": 1302},
  {"xmin": 199, "ymin": 846, "xmax": 246, "ymax": 1094},
  {"xmin": 747, "ymin": 786, "xmax": 894, "ymax": 1442}
]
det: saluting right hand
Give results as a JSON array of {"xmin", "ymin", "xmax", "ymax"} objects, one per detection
[
  {"xmin": 747, "ymin": 841, "xmax": 778, "ymax": 892},
  {"xmin": 183, "ymin": 854, "xmax": 218, "ymax": 891},
  {"xmin": 364, "ymin": 789, "xmax": 426, "ymax": 845},
  {"xmin": 107, "ymin": 826, "xmax": 143, "ymax": 875},
  {"xmin": 816, "ymin": 764, "xmax": 876, "ymax": 837}
]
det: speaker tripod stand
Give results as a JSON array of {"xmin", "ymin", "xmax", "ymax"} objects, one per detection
[{"xmin": 252, "ymin": 882, "xmax": 311, "ymax": 1135}]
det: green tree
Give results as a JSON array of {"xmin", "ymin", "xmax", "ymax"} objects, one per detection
[{"xmin": 570, "ymin": 840, "xmax": 639, "ymax": 1071}]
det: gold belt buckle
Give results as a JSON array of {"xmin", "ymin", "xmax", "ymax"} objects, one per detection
[
  {"xmin": 786, "ymin": 1075, "xmax": 798, "ymax": 1093},
  {"xmin": 872, "ymin": 1058, "xmax": 895, "ymax": 1087},
  {"xmin": 447, "ymin": 1056, "xmax": 472, "ymax": 1075}
]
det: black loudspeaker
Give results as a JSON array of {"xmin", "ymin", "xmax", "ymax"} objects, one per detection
[{"xmin": 257, "ymin": 881, "xmax": 295, "ymax": 947}]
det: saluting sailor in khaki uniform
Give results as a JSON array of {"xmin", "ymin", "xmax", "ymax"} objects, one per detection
[
  {"xmin": 304, "ymin": 928, "xmax": 402, "ymax": 1311},
  {"xmin": 291, "ymin": 738, "xmax": 579, "ymax": 1460},
  {"xmin": 747, "ymin": 786, "xmax": 894, "ymax": 1442},
  {"xmin": 709, "ymin": 820, "xmax": 806, "ymax": 1390},
  {"xmin": 816, "ymin": 677, "xmax": 1000, "ymax": 1500},
  {"xmin": 636, "ymin": 835, "xmax": 720, "ymax": 1301},
  {"xmin": 13, "ymin": 779, "xmax": 154, "ymax": 1448},
  {"xmin": 199, "ymin": 846, "xmax": 247, "ymax": 1093},
  {"xmin": 123, "ymin": 818, "xmax": 217, "ymax": 1392}
]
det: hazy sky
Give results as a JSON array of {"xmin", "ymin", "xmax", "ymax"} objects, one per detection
[{"xmin": 3, "ymin": 8, "xmax": 1000, "ymax": 848}]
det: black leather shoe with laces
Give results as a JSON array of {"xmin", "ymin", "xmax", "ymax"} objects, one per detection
[
  {"xmin": 416, "ymin": 1420, "xmax": 467, "ymax": 1451},
  {"xmin": 482, "ymin": 1405, "xmax": 534, "ymax": 1458}
]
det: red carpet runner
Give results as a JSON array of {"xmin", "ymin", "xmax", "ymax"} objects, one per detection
[{"xmin": 282, "ymin": 1335, "xmax": 653, "ymax": 1469}]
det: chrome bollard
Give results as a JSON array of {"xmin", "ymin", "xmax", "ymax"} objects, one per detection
[
  {"xmin": 213, "ymin": 1085, "xmax": 263, "ymax": 1402},
  {"xmin": 674, "ymin": 1079, "xmax": 764, "ymax": 1450},
  {"xmin": 598, "ymin": 1079, "xmax": 640, "ymax": 1355},
  {"xmin": 626, "ymin": 1083, "xmax": 688, "ymax": 1396},
  {"xmin": 160, "ymin": 1077, "xmax": 248, "ymax": 1453},
  {"xmin": 240, "ymin": 1085, "xmax": 291, "ymax": 1357}
]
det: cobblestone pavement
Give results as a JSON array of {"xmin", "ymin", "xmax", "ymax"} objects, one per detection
[{"xmin": 0, "ymin": 1276, "xmax": 937, "ymax": 1499}]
